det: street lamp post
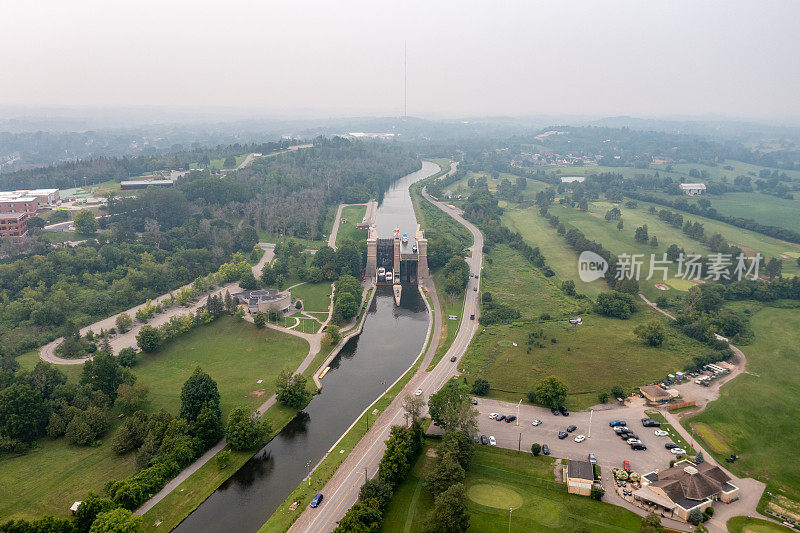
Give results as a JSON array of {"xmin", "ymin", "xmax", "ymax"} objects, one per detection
[
  {"xmin": 516, "ymin": 399, "xmax": 522, "ymax": 426},
  {"xmin": 588, "ymin": 409, "xmax": 594, "ymax": 438},
  {"xmin": 305, "ymin": 460, "xmax": 312, "ymax": 486},
  {"xmin": 508, "ymin": 507, "xmax": 513, "ymax": 533}
]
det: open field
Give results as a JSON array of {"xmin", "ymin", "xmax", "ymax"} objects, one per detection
[
  {"xmin": 335, "ymin": 204, "xmax": 368, "ymax": 245},
  {"xmin": 682, "ymin": 305, "xmax": 800, "ymax": 504},
  {"xmin": 449, "ymin": 171, "xmax": 550, "ymax": 202},
  {"xmin": 382, "ymin": 442, "xmax": 641, "ymax": 532},
  {"xmin": 459, "ymin": 307, "xmax": 702, "ymax": 410},
  {"xmin": 703, "ymin": 192, "xmax": 800, "ymax": 234},
  {"xmin": 291, "ymin": 281, "xmax": 332, "ymax": 313},
  {"xmin": 727, "ymin": 516, "xmax": 796, "ymax": 533},
  {"xmin": 0, "ymin": 317, "xmax": 309, "ymax": 520},
  {"xmin": 427, "ymin": 269, "xmax": 465, "ymax": 371}
]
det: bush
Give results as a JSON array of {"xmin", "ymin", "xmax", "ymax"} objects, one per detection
[
  {"xmin": 225, "ymin": 407, "xmax": 270, "ymax": 451},
  {"xmin": 135, "ymin": 325, "xmax": 163, "ymax": 353},
  {"xmin": 594, "ymin": 291, "xmax": 637, "ymax": 319},
  {"xmin": 117, "ymin": 348, "xmax": 138, "ymax": 368},
  {"xmin": 526, "ymin": 390, "xmax": 536, "ymax": 404},
  {"xmin": 590, "ymin": 486, "xmax": 605, "ymax": 501},
  {"xmin": 598, "ymin": 392, "xmax": 610, "ymax": 403},
  {"xmin": 253, "ymin": 312, "xmax": 266, "ymax": 328},
  {"xmin": 275, "ymin": 371, "xmax": 312, "ymax": 408},
  {"xmin": 115, "ymin": 313, "xmax": 133, "ymax": 334},
  {"xmin": 530, "ymin": 443, "xmax": 541, "ymax": 456},
  {"xmin": 688, "ymin": 508, "xmax": 703, "ymax": 525},
  {"xmin": 216, "ymin": 448, "xmax": 231, "ymax": 470},
  {"xmin": 470, "ymin": 378, "xmax": 489, "ymax": 396}
]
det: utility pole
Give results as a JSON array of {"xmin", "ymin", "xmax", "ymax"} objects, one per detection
[
  {"xmin": 516, "ymin": 399, "xmax": 522, "ymax": 426},
  {"xmin": 508, "ymin": 507, "xmax": 513, "ymax": 533},
  {"xmin": 588, "ymin": 409, "xmax": 594, "ymax": 438}
]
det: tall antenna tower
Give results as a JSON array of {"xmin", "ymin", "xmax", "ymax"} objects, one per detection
[{"xmin": 403, "ymin": 41, "xmax": 407, "ymax": 118}]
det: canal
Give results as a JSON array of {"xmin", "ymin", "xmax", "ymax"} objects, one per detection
[{"xmin": 172, "ymin": 160, "xmax": 438, "ymax": 532}]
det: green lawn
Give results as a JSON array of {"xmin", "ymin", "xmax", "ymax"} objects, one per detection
[
  {"xmin": 427, "ymin": 269, "xmax": 465, "ymax": 371},
  {"xmin": 0, "ymin": 317, "xmax": 309, "ymax": 520},
  {"xmin": 382, "ymin": 443, "xmax": 641, "ymax": 532},
  {"xmin": 256, "ymin": 231, "xmax": 326, "ymax": 250},
  {"xmin": 704, "ymin": 192, "xmax": 800, "ymax": 234},
  {"xmin": 682, "ymin": 305, "xmax": 800, "ymax": 504},
  {"xmin": 460, "ymin": 307, "xmax": 703, "ymax": 410},
  {"xmin": 291, "ymin": 282, "xmax": 332, "ymax": 313},
  {"xmin": 727, "ymin": 516, "xmax": 795, "ymax": 533},
  {"xmin": 335, "ymin": 204, "xmax": 368, "ymax": 246}
]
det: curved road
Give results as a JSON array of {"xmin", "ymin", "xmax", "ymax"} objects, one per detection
[{"xmin": 289, "ymin": 180, "xmax": 483, "ymax": 533}]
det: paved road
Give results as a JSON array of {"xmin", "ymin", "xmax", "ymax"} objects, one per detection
[
  {"xmin": 40, "ymin": 243, "xmax": 277, "ymax": 364},
  {"xmin": 289, "ymin": 176, "xmax": 483, "ymax": 533}
]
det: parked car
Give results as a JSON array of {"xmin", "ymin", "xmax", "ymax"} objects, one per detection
[
  {"xmin": 450, "ymin": 356, "xmax": 457, "ymax": 362},
  {"xmin": 489, "ymin": 412, "xmax": 498, "ymax": 419},
  {"xmin": 641, "ymin": 418, "xmax": 661, "ymax": 427},
  {"xmin": 542, "ymin": 444, "xmax": 550, "ymax": 455},
  {"xmin": 558, "ymin": 431, "xmax": 568, "ymax": 439},
  {"xmin": 588, "ymin": 453, "xmax": 597, "ymax": 465},
  {"xmin": 505, "ymin": 415, "xmax": 517, "ymax": 423},
  {"xmin": 489, "ymin": 436, "xmax": 497, "ymax": 446},
  {"xmin": 626, "ymin": 438, "xmax": 642, "ymax": 445},
  {"xmin": 473, "ymin": 287, "xmax": 478, "ymax": 291},
  {"xmin": 532, "ymin": 419, "xmax": 542, "ymax": 426},
  {"xmin": 566, "ymin": 425, "xmax": 577, "ymax": 433},
  {"xmin": 631, "ymin": 443, "xmax": 647, "ymax": 450},
  {"xmin": 613, "ymin": 426, "xmax": 628, "ymax": 434},
  {"xmin": 415, "ymin": 388, "xmax": 423, "ymax": 396},
  {"xmin": 471, "ymin": 399, "xmax": 478, "ymax": 405},
  {"xmin": 559, "ymin": 406, "xmax": 569, "ymax": 416},
  {"xmin": 664, "ymin": 442, "xmax": 678, "ymax": 449},
  {"xmin": 670, "ymin": 447, "xmax": 686, "ymax": 455},
  {"xmin": 480, "ymin": 435, "xmax": 488, "ymax": 445},
  {"xmin": 609, "ymin": 420, "xmax": 627, "ymax": 427},
  {"xmin": 574, "ymin": 434, "xmax": 586, "ymax": 443},
  {"xmin": 654, "ymin": 430, "xmax": 669, "ymax": 437},
  {"xmin": 496, "ymin": 414, "xmax": 506, "ymax": 422},
  {"xmin": 310, "ymin": 493, "xmax": 324, "ymax": 508},
  {"xmin": 551, "ymin": 408, "xmax": 560, "ymax": 416},
  {"xmin": 622, "ymin": 460, "xmax": 631, "ymax": 472}
]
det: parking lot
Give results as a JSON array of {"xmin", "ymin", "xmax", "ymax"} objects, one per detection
[{"xmin": 473, "ymin": 398, "xmax": 682, "ymax": 478}]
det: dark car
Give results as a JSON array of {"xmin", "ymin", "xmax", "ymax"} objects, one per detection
[
  {"xmin": 641, "ymin": 418, "xmax": 661, "ymax": 427},
  {"xmin": 310, "ymin": 493, "xmax": 324, "ymax": 508},
  {"xmin": 470, "ymin": 314, "xmax": 475, "ymax": 320},
  {"xmin": 559, "ymin": 406, "xmax": 569, "ymax": 416},
  {"xmin": 496, "ymin": 415, "xmax": 506, "ymax": 422},
  {"xmin": 566, "ymin": 425, "xmax": 577, "ymax": 432},
  {"xmin": 631, "ymin": 443, "xmax": 647, "ymax": 451},
  {"xmin": 542, "ymin": 444, "xmax": 550, "ymax": 455},
  {"xmin": 558, "ymin": 431, "xmax": 568, "ymax": 439},
  {"xmin": 551, "ymin": 408, "xmax": 560, "ymax": 416},
  {"xmin": 450, "ymin": 356, "xmax": 457, "ymax": 362},
  {"xmin": 505, "ymin": 415, "xmax": 517, "ymax": 423},
  {"xmin": 665, "ymin": 443, "xmax": 678, "ymax": 449},
  {"xmin": 480, "ymin": 435, "xmax": 488, "ymax": 445},
  {"xmin": 473, "ymin": 287, "xmax": 478, "ymax": 291},
  {"xmin": 609, "ymin": 420, "xmax": 627, "ymax": 427},
  {"xmin": 470, "ymin": 398, "xmax": 478, "ymax": 405}
]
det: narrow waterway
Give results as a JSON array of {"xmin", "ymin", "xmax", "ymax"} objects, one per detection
[{"xmin": 172, "ymin": 161, "xmax": 437, "ymax": 532}]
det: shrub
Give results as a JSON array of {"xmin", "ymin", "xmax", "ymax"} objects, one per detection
[
  {"xmin": 225, "ymin": 407, "xmax": 270, "ymax": 451},
  {"xmin": 530, "ymin": 443, "xmax": 541, "ymax": 456},
  {"xmin": 591, "ymin": 486, "xmax": 605, "ymax": 500},
  {"xmin": 470, "ymin": 378, "xmax": 490, "ymax": 396},
  {"xmin": 688, "ymin": 508, "xmax": 703, "ymax": 525},
  {"xmin": 216, "ymin": 449, "xmax": 231, "ymax": 470},
  {"xmin": 117, "ymin": 348, "xmax": 137, "ymax": 368}
]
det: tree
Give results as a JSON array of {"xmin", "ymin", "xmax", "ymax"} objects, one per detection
[
  {"xmin": 617, "ymin": 219, "xmax": 624, "ymax": 231},
  {"xmin": 765, "ymin": 256, "xmax": 782, "ymax": 280},
  {"xmin": 649, "ymin": 235, "xmax": 659, "ymax": 247},
  {"xmin": 561, "ymin": 280, "xmax": 576, "ymax": 296},
  {"xmin": 66, "ymin": 411, "xmax": 96, "ymax": 446},
  {"xmin": 425, "ymin": 483, "xmax": 470, "ymax": 533},
  {"xmin": 135, "ymin": 325, "xmax": 163, "ymax": 353},
  {"xmin": 591, "ymin": 486, "xmax": 605, "ymax": 500},
  {"xmin": 225, "ymin": 406, "xmax": 270, "ymax": 451},
  {"xmin": 634, "ymin": 319, "xmax": 666, "ymax": 347},
  {"xmin": 535, "ymin": 376, "xmax": 568, "ymax": 409},
  {"xmin": 402, "ymin": 394, "xmax": 426, "ymax": 424},
  {"xmin": 531, "ymin": 443, "xmax": 541, "ymax": 456},
  {"xmin": 193, "ymin": 404, "xmax": 225, "ymax": 449},
  {"xmin": 223, "ymin": 155, "xmax": 237, "ymax": 169},
  {"xmin": 594, "ymin": 291, "xmax": 637, "ymax": 319},
  {"xmin": 89, "ymin": 507, "xmax": 143, "ymax": 533},
  {"xmin": 30, "ymin": 361, "xmax": 67, "ymax": 398},
  {"xmin": 275, "ymin": 371, "xmax": 312, "ymax": 408},
  {"xmin": 0, "ymin": 383, "xmax": 47, "ymax": 443},
  {"xmin": 598, "ymin": 392, "xmax": 610, "ymax": 403},
  {"xmin": 111, "ymin": 411, "xmax": 148, "ymax": 455},
  {"xmin": 333, "ymin": 499, "xmax": 383, "ymax": 533},
  {"xmin": 439, "ymin": 430, "xmax": 475, "ymax": 469},
  {"xmin": 470, "ymin": 378, "xmax": 490, "ymax": 396},
  {"xmin": 358, "ymin": 478, "xmax": 393, "ymax": 511},
  {"xmin": 639, "ymin": 512, "xmax": 666, "ymax": 533},
  {"xmin": 694, "ymin": 451, "xmax": 705, "ymax": 464},
  {"xmin": 74, "ymin": 209, "xmax": 98, "ymax": 235},
  {"xmin": 253, "ymin": 312, "xmax": 266, "ymax": 328},
  {"xmin": 75, "ymin": 492, "xmax": 116, "ymax": 533},
  {"xmin": 180, "ymin": 367, "xmax": 221, "ymax": 422},
  {"xmin": 424, "ymin": 453, "xmax": 465, "ymax": 496},
  {"xmin": 611, "ymin": 385, "xmax": 625, "ymax": 399},
  {"xmin": 81, "ymin": 352, "xmax": 133, "ymax": 401},
  {"xmin": 427, "ymin": 379, "xmax": 478, "ymax": 434},
  {"xmin": 216, "ymin": 448, "xmax": 231, "ymax": 469},
  {"xmin": 634, "ymin": 224, "xmax": 649, "ymax": 244},
  {"xmin": 117, "ymin": 347, "xmax": 137, "ymax": 368},
  {"xmin": 115, "ymin": 382, "xmax": 149, "ymax": 415},
  {"xmin": 323, "ymin": 324, "xmax": 341, "ymax": 345},
  {"xmin": 688, "ymin": 508, "xmax": 703, "ymax": 526},
  {"xmin": 239, "ymin": 269, "xmax": 258, "ymax": 290},
  {"xmin": 115, "ymin": 313, "xmax": 133, "ymax": 333}
]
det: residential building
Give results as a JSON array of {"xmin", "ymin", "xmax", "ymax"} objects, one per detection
[
  {"xmin": 679, "ymin": 183, "xmax": 706, "ymax": 195},
  {"xmin": 0, "ymin": 212, "xmax": 29, "ymax": 240},
  {"xmin": 0, "ymin": 196, "xmax": 38, "ymax": 214},
  {"xmin": 564, "ymin": 459, "xmax": 594, "ymax": 495}
]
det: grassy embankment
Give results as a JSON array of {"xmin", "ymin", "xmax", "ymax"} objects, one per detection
[
  {"xmin": 382, "ymin": 442, "xmax": 641, "ymax": 532},
  {"xmin": 335, "ymin": 204, "xmax": 368, "ymax": 246},
  {"xmin": 0, "ymin": 317, "xmax": 309, "ymax": 522}
]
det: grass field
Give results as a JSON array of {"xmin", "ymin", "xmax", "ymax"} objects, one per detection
[
  {"xmin": 0, "ymin": 317, "xmax": 309, "ymax": 520},
  {"xmin": 690, "ymin": 422, "xmax": 731, "ymax": 454},
  {"xmin": 382, "ymin": 443, "xmax": 641, "ymax": 532},
  {"xmin": 727, "ymin": 516, "xmax": 795, "ymax": 533},
  {"xmin": 427, "ymin": 270, "xmax": 465, "ymax": 371},
  {"xmin": 703, "ymin": 192, "xmax": 800, "ymax": 234},
  {"xmin": 682, "ymin": 305, "xmax": 800, "ymax": 504},
  {"xmin": 459, "ymin": 307, "xmax": 701, "ymax": 410},
  {"xmin": 335, "ymin": 204, "xmax": 368, "ymax": 246},
  {"xmin": 291, "ymin": 282, "xmax": 332, "ymax": 313}
]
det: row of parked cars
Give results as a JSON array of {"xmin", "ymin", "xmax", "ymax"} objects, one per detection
[
  {"xmin": 488, "ymin": 413, "xmax": 517, "ymax": 423},
  {"xmin": 609, "ymin": 420, "xmax": 647, "ymax": 450}
]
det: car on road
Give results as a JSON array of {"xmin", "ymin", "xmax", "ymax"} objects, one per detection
[
  {"xmin": 558, "ymin": 431, "xmax": 568, "ymax": 439},
  {"xmin": 480, "ymin": 435, "xmax": 488, "ymax": 445},
  {"xmin": 496, "ymin": 414, "xmax": 506, "ymax": 422},
  {"xmin": 566, "ymin": 425, "xmax": 577, "ymax": 432},
  {"xmin": 473, "ymin": 287, "xmax": 477, "ymax": 291},
  {"xmin": 489, "ymin": 436, "xmax": 497, "ymax": 446},
  {"xmin": 471, "ymin": 399, "xmax": 478, "ymax": 405},
  {"xmin": 641, "ymin": 418, "xmax": 661, "ymax": 427},
  {"xmin": 505, "ymin": 415, "xmax": 517, "ymax": 423},
  {"xmin": 470, "ymin": 314, "xmax": 475, "ymax": 320},
  {"xmin": 310, "ymin": 493, "xmax": 324, "ymax": 508},
  {"xmin": 588, "ymin": 453, "xmax": 597, "ymax": 464},
  {"xmin": 450, "ymin": 356, "xmax": 457, "ymax": 362},
  {"xmin": 670, "ymin": 447, "xmax": 686, "ymax": 455},
  {"xmin": 574, "ymin": 434, "xmax": 586, "ymax": 443},
  {"xmin": 542, "ymin": 444, "xmax": 550, "ymax": 455},
  {"xmin": 489, "ymin": 413, "xmax": 498, "ymax": 419},
  {"xmin": 559, "ymin": 406, "xmax": 569, "ymax": 416},
  {"xmin": 609, "ymin": 420, "xmax": 627, "ymax": 427},
  {"xmin": 654, "ymin": 430, "xmax": 669, "ymax": 437},
  {"xmin": 631, "ymin": 443, "xmax": 647, "ymax": 450},
  {"xmin": 415, "ymin": 388, "xmax": 423, "ymax": 396},
  {"xmin": 551, "ymin": 408, "xmax": 560, "ymax": 416},
  {"xmin": 532, "ymin": 419, "xmax": 542, "ymax": 426},
  {"xmin": 623, "ymin": 460, "xmax": 631, "ymax": 472},
  {"xmin": 664, "ymin": 442, "xmax": 679, "ymax": 449}
]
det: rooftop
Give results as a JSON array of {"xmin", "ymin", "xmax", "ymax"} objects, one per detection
[
  {"xmin": 639, "ymin": 384, "xmax": 670, "ymax": 400},
  {"xmin": 649, "ymin": 460, "xmax": 731, "ymax": 504},
  {"xmin": 567, "ymin": 459, "xmax": 594, "ymax": 481},
  {"xmin": 679, "ymin": 183, "xmax": 706, "ymax": 189}
]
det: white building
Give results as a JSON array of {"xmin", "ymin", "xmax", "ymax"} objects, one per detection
[{"xmin": 679, "ymin": 183, "xmax": 706, "ymax": 196}]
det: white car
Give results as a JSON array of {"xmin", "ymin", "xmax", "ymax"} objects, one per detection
[
  {"xmin": 489, "ymin": 412, "xmax": 498, "ymax": 419},
  {"xmin": 489, "ymin": 436, "xmax": 497, "ymax": 446},
  {"xmin": 574, "ymin": 434, "xmax": 586, "ymax": 443},
  {"xmin": 670, "ymin": 447, "xmax": 687, "ymax": 455},
  {"xmin": 654, "ymin": 429, "xmax": 669, "ymax": 437},
  {"xmin": 415, "ymin": 388, "xmax": 423, "ymax": 396},
  {"xmin": 627, "ymin": 438, "xmax": 642, "ymax": 445},
  {"xmin": 532, "ymin": 419, "xmax": 542, "ymax": 426}
]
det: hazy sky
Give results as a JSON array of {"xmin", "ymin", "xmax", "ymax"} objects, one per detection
[{"xmin": 1, "ymin": 0, "xmax": 799, "ymax": 119}]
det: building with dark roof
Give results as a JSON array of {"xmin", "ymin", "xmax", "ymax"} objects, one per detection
[
  {"xmin": 234, "ymin": 289, "xmax": 291, "ymax": 314},
  {"xmin": 635, "ymin": 460, "xmax": 739, "ymax": 521},
  {"xmin": 565, "ymin": 459, "xmax": 594, "ymax": 495}
]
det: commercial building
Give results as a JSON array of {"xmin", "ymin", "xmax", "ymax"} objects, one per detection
[
  {"xmin": 234, "ymin": 289, "xmax": 292, "ymax": 314},
  {"xmin": 120, "ymin": 179, "xmax": 174, "ymax": 190},
  {"xmin": 0, "ymin": 196, "xmax": 38, "ymax": 214},
  {"xmin": 565, "ymin": 459, "xmax": 594, "ymax": 496},
  {"xmin": 0, "ymin": 188, "xmax": 60, "ymax": 210},
  {"xmin": 679, "ymin": 183, "xmax": 706, "ymax": 196},
  {"xmin": 635, "ymin": 460, "xmax": 739, "ymax": 521},
  {"xmin": 0, "ymin": 212, "xmax": 29, "ymax": 240},
  {"xmin": 640, "ymin": 384, "xmax": 671, "ymax": 403}
]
